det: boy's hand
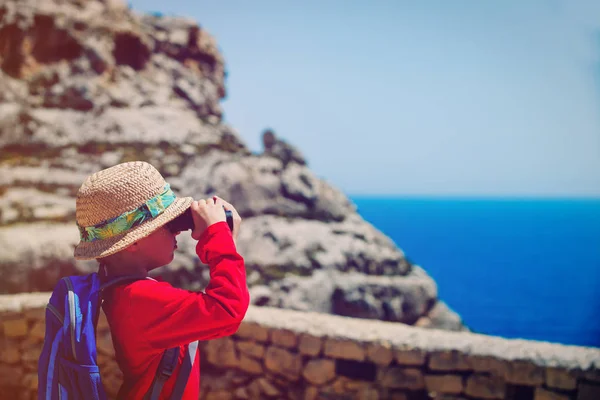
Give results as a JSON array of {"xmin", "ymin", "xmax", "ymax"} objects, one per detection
[{"xmin": 190, "ymin": 197, "xmax": 242, "ymax": 242}]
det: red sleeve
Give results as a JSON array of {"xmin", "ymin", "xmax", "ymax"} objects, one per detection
[{"xmin": 127, "ymin": 222, "xmax": 250, "ymax": 349}]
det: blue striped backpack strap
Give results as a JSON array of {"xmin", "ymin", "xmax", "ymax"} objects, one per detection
[
  {"xmin": 143, "ymin": 340, "xmax": 198, "ymax": 400},
  {"xmin": 168, "ymin": 341, "xmax": 199, "ymax": 400}
]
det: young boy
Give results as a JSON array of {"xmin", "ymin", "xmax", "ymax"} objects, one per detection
[{"xmin": 73, "ymin": 161, "xmax": 249, "ymax": 399}]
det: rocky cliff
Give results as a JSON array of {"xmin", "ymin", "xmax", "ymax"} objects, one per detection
[{"xmin": 0, "ymin": 0, "xmax": 465, "ymax": 331}]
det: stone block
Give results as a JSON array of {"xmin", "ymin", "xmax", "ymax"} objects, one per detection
[
  {"xmin": 0, "ymin": 364, "xmax": 24, "ymax": 386},
  {"xmin": 366, "ymin": 341, "xmax": 393, "ymax": 366},
  {"xmin": 21, "ymin": 347, "xmax": 40, "ymax": 364},
  {"xmin": 205, "ymin": 390, "xmax": 233, "ymax": 400},
  {"xmin": 246, "ymin": 379, "xmax": 262, "ymax": 399},
  {"xmin": 205, "ymin": 337, "xmax": 238, "ymax": 368},
  {"xmin": 380, "ymin": 367, "xmax": 424, "ymax": 390},
  {"xmin": 534, "ymin": 387, "xmax": 571, "ymax": 400},
  {"xmin": 424, "ymin": 374, "xmax": 464, "ymax": 394},
  {"xmin": 238, "ymin": 354, "xmax": 263, "ymax": 375},
  {"xmin": 270, "ymin": 329, "xmax": 297, "ymax": 348},
  {"xmin": 267, "ymin": 373, "xmax": 290, "ymax": 391},
  {"xmin": 465, "ymin": 374, "xmax": 506, "ymax": 399},
  {"xmin": 29, "ymin": 322, "xmax": 46, "ymax": 341},
  {"xmin": 236, "ymin": 340, "xmax": 265, "ymax": 359},
  {"xmin": 395, "ymin": 348, "xmax": 426, "ymax": 366},
  {"xmin": 20, "ymin": 336, "xmax": 41, "ymax": 351},
  {"xmin": 0, "ymin": 347, "xmax": 20, "ymax": 364},
  {"xmin": 257, "ymin": 377, "xmax": 280, "ymax": 397},
  {"xmin": 329, "ymin": 377, "xmax": 348, "ymax": 394},
  {"xmin": 298, "ymin": 334, "xmax": 322, "ymax": 356},
  {"xmin": 345, "ymin": 380, "xmax": 370, "ymax": 391},
  {"xmin": 264, "ymin": 346, "xmax": 302, "ymax": 381},
  {"xmin": 24, "ymin": 308, "xmax": 46, "ymax": 322},
  {"xmin": 21, "ymin": 373, "xmax": 38, "ymax": 391},
  {"xmin": 230, "ymin": 371, "xmax": 251, "ymax": 386},
  {"xmin": 302, "ymin": 359, "xmax": 336, "ymax": 386},
  {"xmin": 3, "ymin": 319, "xmax": 28, "ymax": 338},
  {"xmin": 357, "ymin": 386, "xmax": 379, "ymax": 400},
  {"xmin": 236, "ymin": 322, "xmax": 269, "ymax": 342},
  {"xmin": 545, "ymin": 368, "xmax": 577, "ymax": 390},
  {"xmin": 429, "ymin": 351, "xmax": 470, "ymax": 371},
  {"xmin": 467, "ymin": 355, "xmax": 509, "ymax": 376},
  {"xmin": 324, "ymin": 338, "xmax": 365, "ymax": 361},
  {"xmin": 233, "ymin": 387, "xmax": 249, "ymax": 399},
  {"xmin": 504, "ymin": 361, "xmax": 544, "ymax": 385},
  {"xmin": 304, "ymin": 386, "xmax": 319, "ymax": 400}
]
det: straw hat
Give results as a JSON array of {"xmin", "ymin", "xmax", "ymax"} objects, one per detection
[{"xmin": 74, "ymin": 161, "xmax": 193, "ymax": 260}]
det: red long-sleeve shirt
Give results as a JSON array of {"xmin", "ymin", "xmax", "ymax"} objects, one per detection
[{"xmin": 102, "ymin": 222, "xmax": 249, "ymax": 400}]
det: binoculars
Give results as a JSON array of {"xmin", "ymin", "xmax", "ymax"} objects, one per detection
[{"xmin": 167, "ymin": 207, "xmax": 234, "ymax": 233}]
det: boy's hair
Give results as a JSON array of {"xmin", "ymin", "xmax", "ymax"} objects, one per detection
[{"xmin": 74, "ymin": 161, "xmax": 192, "ymax": 260}]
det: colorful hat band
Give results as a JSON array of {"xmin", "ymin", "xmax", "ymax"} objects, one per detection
[{"xmin": 78, "ymin": 184, "xmax": 176, "ymax": 243}]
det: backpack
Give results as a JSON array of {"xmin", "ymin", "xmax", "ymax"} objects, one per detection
[{"xmin": 37, "ymin": 273, "xmax": 198, "ymax": 400}]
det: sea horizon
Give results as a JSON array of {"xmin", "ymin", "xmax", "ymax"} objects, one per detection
[{"xmin": 349, "ymin": 194, "xmax": 600, "ymax": 201}]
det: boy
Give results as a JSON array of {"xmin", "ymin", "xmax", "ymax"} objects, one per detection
[{"xmin": 73, "ymin": 161, "xmax": 249, "ymax": 399}]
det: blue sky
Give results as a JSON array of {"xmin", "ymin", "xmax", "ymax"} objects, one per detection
[{"xmin": 130, "ymin": 1, "xmax": 600, "ymax": 197}]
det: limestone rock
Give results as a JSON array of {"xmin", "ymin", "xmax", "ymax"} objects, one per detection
[
  {"xmin": 264, "ymin": 346, "xmax": 302, "ymax": 381},
  {"xmin": 2, "ymin": 319, "xmax": 28, "ymax": 338},
  {"xmin": 298, "ymin": 334, "xmax": 323, "ymax": 356},
  {"xmin": 303, "ymin": 359, "xmax": 336, "ymax": 386},
  {"xmin": 465, "ymin": 374, "xmax": 506, "ymax": 399},
  {"xmin": 366, "ymin": 342, "xmax": 394, "ymax": 366},
  {"xmin": 424, "ymin": 374, "xmax": 464, "ymax": 395},
  {"xmin": 324, "ymin": 338, "xmax": 365, "ymax": 361},
  {"xmin": 380, "ymin": 367, "xmax": 424, "ymax": 390}
]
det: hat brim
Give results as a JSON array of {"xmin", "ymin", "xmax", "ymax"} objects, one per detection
[{"xmin": 74, "ymin": 196, "xmax": 193, "ymax": 260}]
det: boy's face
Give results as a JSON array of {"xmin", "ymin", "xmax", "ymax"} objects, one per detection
[{"xmin": 133, "ymin": 226, "xmax": 179, "ymax": 270}]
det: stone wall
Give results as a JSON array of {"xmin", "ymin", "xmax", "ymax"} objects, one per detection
[{"xmin": 1, "ymin": 293, "xmax": 599, "ymax": 400}]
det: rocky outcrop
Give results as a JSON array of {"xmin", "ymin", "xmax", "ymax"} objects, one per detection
[{"xmin": 0, "ymin": 0, "xmax": 465, "ymax": 330}]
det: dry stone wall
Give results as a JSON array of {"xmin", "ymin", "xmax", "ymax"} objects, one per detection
[{"xmin": 1, "ymin": 293, "xmax": 599, "ymax": 400}]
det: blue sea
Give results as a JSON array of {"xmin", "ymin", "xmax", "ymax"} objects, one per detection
[{"xmin": 351, "ymin": 197, "xmax": 600, "ymax": 348}]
